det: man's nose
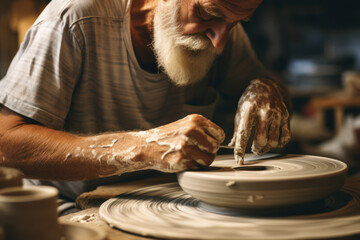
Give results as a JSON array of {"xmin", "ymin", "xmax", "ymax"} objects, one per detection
[{"xmin": 205, "ymin": 21, "xmax": 229, "ymax": 49}]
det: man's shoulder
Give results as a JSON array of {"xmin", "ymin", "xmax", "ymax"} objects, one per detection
[{"xmin": 36, "ymin": 0, "xmax": 130, "ymax": 27}]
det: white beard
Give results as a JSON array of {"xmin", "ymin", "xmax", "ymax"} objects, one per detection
[{"xmin": 152, "ymin": 0, "xmax": 223, "ymax": 86}]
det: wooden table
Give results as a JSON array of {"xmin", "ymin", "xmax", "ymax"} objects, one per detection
[{"xmin": 59, "ymin": 175, "xmax": 360, "ymax": 240}]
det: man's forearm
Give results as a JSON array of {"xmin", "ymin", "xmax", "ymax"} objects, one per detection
[
  {"xmin": 0, "ymin": 109, "xmax": 225, "ymax": 181},
  {"xmin": 0, "ymin": 108, "xmax": 150, "ymax": 180},
  {"xmin": 0, "ymin": 123, "xmax": 145, "ymax": 181}
]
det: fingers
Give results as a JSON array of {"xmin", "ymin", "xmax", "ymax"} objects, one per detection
[
  {"xmin": 231, "ymin": 78, "xmax": 291, "ymax": 162},
  {"xmin": 233, "ymin": 110, "xmax": 254, "ymax": 165},
  {"xmin": 150, "ymin": 114, "xmax": 224, "ymax": 172},
  {"xmin": 184, "ymin": 144, "xmax": 216, "ymax": 166},
  {"xmin": 156, "ymin": 136, "xmax": 217, "ymax": 173},
  {"xmin": 252, "ymin": 111, "xmax": 271, "ymax": 152},
  {"xmin": 268, "ymin": 119, "xmax": 280, "ymax": 148},
  {"xmin": 279, "ymin": 118, "xmax": 291, "ymax": 147},
  {"xmin": 252, "ymin": 112, "xmax": 290, "ymax": 155},
  {"xmin": 184, "ymin": 114, "xmax": 225, "ymax": 143},
  {"xmin": 229, "ymin": 111, "xmax": 241, "ymax": 147},
  {"xmin": 180, "ymin": 114, "xmax": 225, "ymax": 154}
]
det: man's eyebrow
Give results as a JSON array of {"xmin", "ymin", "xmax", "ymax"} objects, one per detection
[
  {"xmin": 202, "ymin": 4, "xmax": 243, "ymax": 23},
  {"xmin": 202, "ymin": 5, "xmax": 224, "ymax": 19}
]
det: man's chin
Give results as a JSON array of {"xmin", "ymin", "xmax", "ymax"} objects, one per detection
[
  {"xmin": 177, "ymin": 40, "xmax": 224, "ymax": 56},
  {"xmin": 164, "ymin": 48, "xmax": 223, "ymax": 86},
  {"xmin": 151, "ymin": 0, "xmax": 223, "ymax": 86},
  {"xmin": 164, "ymin": 62, "xmax": 212, "ymax": 87},
  {"xmin": 168, "ymin": 76, "xmax": 200, "ymax": 87},
  {"xmin": 165, "ymin": 69, "xmax": 201, "ymax": 86}
]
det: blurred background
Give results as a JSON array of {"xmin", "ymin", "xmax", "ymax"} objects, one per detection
[
  {"xmin": 242, "ymin": 0, "xmax": 360, "ymax": 176},
  {"xmin": 1, "ymin": 0, "xmax": 360, "ymax": 176}
]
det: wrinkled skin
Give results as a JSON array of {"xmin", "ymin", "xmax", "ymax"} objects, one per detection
[
  {"xmin": 229, "ymin": 78, "xmax": 291, "ymax": 165},
  {"xmin": 140, "ymin": 114, "xmax": 226, "ymax": 172},
  {"xmin": 0, "ymin": 108, "xmax": 225, "ymax": 180}
]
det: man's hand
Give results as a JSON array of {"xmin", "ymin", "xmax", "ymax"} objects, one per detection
[
  {"xmin": 0, "ymin": 107, "xmax": 224, "ymax": 180},
  {"xmin": 135, "ymin": 114, "xmax": 225, "ymax": 172},
  {"xmin": 229, "ymin": 78, "xmax": 291, "ymax": 165}
]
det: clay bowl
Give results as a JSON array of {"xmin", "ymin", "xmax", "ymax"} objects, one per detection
[{"xmin": 177, "ymin": 154, "xmax": 347, "ymax": 211}]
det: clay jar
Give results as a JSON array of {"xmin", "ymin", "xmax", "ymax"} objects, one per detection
[
  {"xmin": 0, "ymin": 167, "xmax": 23, "ymax": 189},
  {"xmin": 0, "ymin": 186, "xmax": 61, "ymax": 240}
]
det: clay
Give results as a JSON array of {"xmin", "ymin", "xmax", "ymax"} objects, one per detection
[
  {"xmin": 90, "ymin": 139, "xmax": 118, "ymax": 149},
  {"xmin": 99, "ymin": 179, "xmax": 360, "ymax": 240},
  {"xmin": 99, "ymin": 154, "xmax": 355, "ymax": 240},
  {"xmin": 177, "ymin": 154, "xmax": 348, "ymax": 208}
]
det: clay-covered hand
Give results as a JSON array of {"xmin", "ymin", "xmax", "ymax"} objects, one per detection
[
  {"xmin": 138, "ymin": 114, "xmax": 225, "ymax": 172},
  {"xmin": 229, "ymin": 78, "xmax": 291, "ymax": 165}
]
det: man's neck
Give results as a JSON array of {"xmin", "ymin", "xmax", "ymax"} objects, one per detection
[{"xmin": 130, "ymin": 0, "xmax": 160, "ymax": 73}]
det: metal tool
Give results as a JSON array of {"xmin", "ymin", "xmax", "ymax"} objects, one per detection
[{"xmin": 219, "ymin": 145, "xmax": 234, "ymax": 149}]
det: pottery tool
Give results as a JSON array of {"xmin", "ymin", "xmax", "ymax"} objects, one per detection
[
  {"xmin": 219, "ymin": 145, "xmax": 234, "ymax": 149},
  {"xmin": 218, "ymin": 147, "xmax": 280, "ymax": 165}
]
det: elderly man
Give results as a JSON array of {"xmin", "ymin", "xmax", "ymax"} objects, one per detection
[{"xmin": 0, "ymin": 0, "xmax": 290, "ymax": 201}]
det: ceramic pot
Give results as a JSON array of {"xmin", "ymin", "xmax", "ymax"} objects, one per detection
[
  {"xmin": 0, "ymin": 186, "xmax": 61, "ymax": 240},
  {"xmin": 0, "ymin": 167, "xmax": 23, "ymax": 189}
]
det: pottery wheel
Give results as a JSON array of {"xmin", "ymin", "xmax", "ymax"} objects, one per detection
[
  {"xmin": 99, "ymin": 154, "xmax": 359, "ymax": 239},
  {"xmin": 99, "ymin": 182, "xmax": 360, "ymax": 239}
]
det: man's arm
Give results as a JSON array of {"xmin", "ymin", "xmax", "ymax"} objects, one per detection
[{"xmin": 0, "ymin": 106, "xmax": 225, "ymax": 181}]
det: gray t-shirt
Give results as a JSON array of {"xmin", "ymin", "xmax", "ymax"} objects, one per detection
[{"xmin": 0, "ymin": 0, "xmax": 267, "ymax": 199}]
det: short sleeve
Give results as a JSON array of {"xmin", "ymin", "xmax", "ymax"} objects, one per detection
[{"xmin": 0, "ymin": 18, "xmax": 82, "ymax": 129}]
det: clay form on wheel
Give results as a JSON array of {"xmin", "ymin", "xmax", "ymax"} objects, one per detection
[
  {"xmin": 99, "ymin": 154, "xmax": 356, "ymax": 240},
  {"xmin": 177, "ymin": 154, "xmax": 348, "ymax": 209}
]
